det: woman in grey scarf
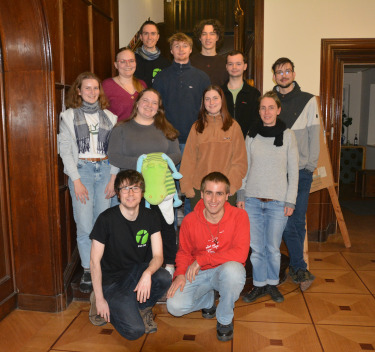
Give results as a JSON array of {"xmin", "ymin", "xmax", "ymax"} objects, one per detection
[{"xmin": 59, "ymin": 72, "xmax": 118, "ymax": 293}]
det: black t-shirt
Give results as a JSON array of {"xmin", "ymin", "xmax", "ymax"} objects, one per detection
[{"xmin": 90, "ymin": 205, "xmax": 161, "ymax": 285}]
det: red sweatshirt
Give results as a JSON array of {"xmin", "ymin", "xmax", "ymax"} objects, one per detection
[{"xmin": 174, "ymin": 199, "xmax": 250, "ymax": 277}]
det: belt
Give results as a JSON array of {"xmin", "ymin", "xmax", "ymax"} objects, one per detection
[
  {"xmin": 257, "ymin": 198, "xmax": 274, "ymax": 202},
  {"xmin": 79, "ymin": 156, "xmax": 108, "ymax": 162}
]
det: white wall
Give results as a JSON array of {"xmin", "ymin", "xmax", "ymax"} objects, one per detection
[
  {"xmin": 263, "ymin": 0, "xmax": 375, "ymax": 95},
  {"xmin": 118, "ymin": 0, "xmax": 164, "ymax": 47}
]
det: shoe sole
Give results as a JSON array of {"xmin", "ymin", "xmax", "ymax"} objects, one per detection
[
  {"xmin": 80, "ymin": 284, "xmax": 92, "ymax": 293},
  {"xmin": 145, "ymin": 328, "xmax": 157, "ymax": 334},
  {"xmin": 270, "ymin": 296, "xmax": 284, "ymax": 303},
  {"xmin": 89, "ymin": 292, "xmax": 107, "ymax": 326},
  {"xmin": 217, "ymin": 333, "xmax": 233, "ymax": 342},
  {"xmin": 242, "ymin": 292, "xmax": 268, "ymax": 303},
  {"xmin": 300, "ymin": 279, "xmax": 314, "ymax": 292},
  {"xmin": 202, "ymin": 311, "xmax": 216, "ymax": 319}
]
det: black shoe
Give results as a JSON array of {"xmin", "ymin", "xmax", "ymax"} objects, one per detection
[
  {"xmin": 217, "ymin": 322, "xmax": 233, "ymax": 342},
  {"xmin": 242, "ymin": 285, "xmax": 267, "ymax": 303},
  {"xmin": 79, "ymin": 271, "xmax": 92, "ymax": 293},
  {"xmin": 266, "ymin": 285, "xmax": 284, "ymax": 303},
  {"xmin": 202, "ymin": 304, "xmax": 216, "ymax": 319}
]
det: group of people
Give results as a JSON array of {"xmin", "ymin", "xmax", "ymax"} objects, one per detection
[{"xmin": 58, "ymin": 18, "xmax": 320, "ymax": 343}]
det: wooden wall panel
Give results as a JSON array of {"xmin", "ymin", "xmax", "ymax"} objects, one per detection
[
  {"xmin": 93, "ymin": 0, "xmax": 111, "ymax": 17},
  {"xmin": 43, "ymin": 0, "xmax": 63, "ymax": 83},
  {"xmin": 63, "ymin": 0, "xmax": 91, "ymax": 84},
  {"xmin": 0, "ymin": 45, "xmax": 16, "ymax": 320},
  {"xmin": 93, "ymin": 8, "xmax": 113, "ymax": 81},
  {"xmin": 0, "ymin": 0, "xmax": 118, "ymax": 315},
  {"xmin": 5, "ymin": 71, "xmax": 57, "ymax": 295}
]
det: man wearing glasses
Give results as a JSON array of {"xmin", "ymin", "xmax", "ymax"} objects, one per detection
[
  {"xmin": 89, "ymin": 170, "xmax": 171, "ymax": 340},
  {"xmin": 272, "ymin": 57, "xmax": 320, "ymax": 291}
]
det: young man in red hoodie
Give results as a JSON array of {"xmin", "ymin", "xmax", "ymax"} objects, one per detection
[{"xmin": 166, "ymin": 172, "xmax": 250, "ymax": 342}]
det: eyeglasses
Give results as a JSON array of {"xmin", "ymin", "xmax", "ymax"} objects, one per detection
[
  {"xmin": 118, "ymin": 186, "xmax": 141, "ymax": 194},
  {"xmin": 275, "ymin": 69, "xmax": 293, "ymax": 76},
  {"xmin": 117, "ymin": 59, "xmax": 135, "ymax": 65}
]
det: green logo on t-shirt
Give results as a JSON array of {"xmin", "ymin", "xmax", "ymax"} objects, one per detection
[
  {"xmin": 136, "ymin": 229, "xmax": 149, "ymax": 245},
  {"xmin": 152, "ymin": 68, "xmax": 162, "ymax": 78}
]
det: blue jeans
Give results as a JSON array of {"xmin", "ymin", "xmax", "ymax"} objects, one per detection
[
  {"xmin": 167, "ymin": 261, "xmax": 245, "ymax": 325},
  {"xmin": 68, "ymin": 159, "xmax": 111, "ymax": 269},
  {"xmin": 282, "ymin": 169, "xmax": 313, "ymax": 271},
  {"xmin": 245, "ymin": 198, "xmax": 288, "ymax": 286},
  {"xmin": 102, "ymin": 264, "xmax": 171, "ymax": 340}
]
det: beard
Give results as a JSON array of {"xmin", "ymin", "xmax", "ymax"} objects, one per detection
[{"xmin": 277, "ymin": 79, "xmax": 294, "ymax": 89}]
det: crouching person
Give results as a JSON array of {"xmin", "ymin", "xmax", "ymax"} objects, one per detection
[
  {"xmin": 166, "ymin": 172, "xmax": 250, "ymax": 342},
  {"xmin": 89, "ymin": 170, "xmax": 171, "ymax": 340}
]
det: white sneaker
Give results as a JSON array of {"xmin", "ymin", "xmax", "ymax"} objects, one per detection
[{"xmin": 165, "ymin": 265, "xmax": 175, "ymax": 277}]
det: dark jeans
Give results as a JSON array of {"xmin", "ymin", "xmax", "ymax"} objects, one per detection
[
  {"xmin": 150, "ymin": 204, "xmax": 177, "ymax": 265},
  {"xmin": 102, "ymin": 263, "xmax": 171, "ymax": 340},
  {"xmin": 282, "ymin": 169, "xmax": 313, "ymax": 271}
]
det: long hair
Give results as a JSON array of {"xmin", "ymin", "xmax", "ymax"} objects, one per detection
[
  {"xmin": 65, "ymin": 72, "xmax": 109, "ymax": 109},
  {"xmin": 195, "ymin": 85, "xmax": 233, "ymax": 133},
  {"xmin": 115, "ymin": 47, "xmax": 144, "ymax": 93},
  {"xmin": 124, "ymin": 88, "xmax": 179, "ymax": 141}
]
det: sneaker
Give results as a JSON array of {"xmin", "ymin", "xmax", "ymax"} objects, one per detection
[
  {"xmin": 89, "ymin": 291, "xmax": 107, "ymax": 326},
  {"xmin": 299, "ymin": 270, "xmax": 316, "ymax": 292},
  {"xmin": 79, "ymin": 270, "xmax": 92, "ymax": 293},
  {"xmin": 139, "ymin": 307, "xmax": 157, "ymax": 334},
  {"xmin": 288, "ymin": 267, "xmax": 299, "ymax": 283},
  {"xmin": 266, "ymin": 285, "xmax": 284, "ymax": 303},
  {"xmin": 242, "ymin": 285, "xmax": 267, "ymax": 303},
  {"xmin": 164, "ymin": 265, "xmax": 175, "ymax": 277},
  {"xmin": 202, "ymin": 304, "xmax": 216, "ymax": 319},
  {"xmin": 217, "ymin": 322, "xmax": 233, "ymax": 342}
]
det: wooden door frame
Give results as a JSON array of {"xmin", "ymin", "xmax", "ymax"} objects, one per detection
[
  {"xmin": 319, "ymin": 38, "xmax": 375, "ymax": 227},
  {"xmin": 254, "ymin": 0, "xmax": 263, "ymax": 93}
]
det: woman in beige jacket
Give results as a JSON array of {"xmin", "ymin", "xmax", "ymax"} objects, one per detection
[{"xmin": 180, "ymin": 85, "xmax": 247, "ymax": 209}]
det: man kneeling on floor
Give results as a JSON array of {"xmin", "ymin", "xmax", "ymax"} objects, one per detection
[
  {"xmin": 89, "ymin": 170, "xmax": 171, "ymax": 340},
  {"xmin": 166, "ymin": 172, "xmax": 250, "ymax": 341}
]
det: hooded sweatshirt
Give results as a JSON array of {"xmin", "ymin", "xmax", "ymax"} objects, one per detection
[{"xmin": 174, "ymin": 199, "xmax": 250, "ymax": 277}]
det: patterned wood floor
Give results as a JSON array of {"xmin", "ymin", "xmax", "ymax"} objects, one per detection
[{"xmin": 1, "ymin": 206, "xmax": 374, "ymax": 351}]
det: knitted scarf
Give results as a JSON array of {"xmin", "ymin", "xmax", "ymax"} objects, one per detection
[
  {"xmin": 73, "ymin": 101, "xmax": 113, "ymax": 154},
  {"xmin": 135, "ymin": 45, "xmax": 161, "ymax": 61},
  {"xmin": 248, "ymin": 118, "xmax": 286, "ymax": 147}
]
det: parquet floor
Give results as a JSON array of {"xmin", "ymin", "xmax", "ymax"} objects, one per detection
[{"xmin": 1, "ymin": 189, "xmax": 374, "ymax": 351}]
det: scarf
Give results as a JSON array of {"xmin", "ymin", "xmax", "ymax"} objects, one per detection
[
  {"xmin": 73, "ymin": 101, "xmax": 113, "ymax": 154},
  {"xmin": 248, "ymin": 118, "xmax": 286, "ymax": 147},
  {"xmin": 135, "ymin": 45, "xmax": 161, "ymax": 61}
]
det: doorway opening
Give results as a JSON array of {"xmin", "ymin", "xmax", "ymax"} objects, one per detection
[{"xmin": 339, "ymin": 64, "xmax": 375, "ymax": 216}]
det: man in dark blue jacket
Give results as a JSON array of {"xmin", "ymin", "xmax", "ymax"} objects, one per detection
[{"xmin": 153, "ymin": 32, "xmax": 210, "ymax": 147}]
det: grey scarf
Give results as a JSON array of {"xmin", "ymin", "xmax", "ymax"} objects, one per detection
[
  {"xmin": 135, "ymin": 45, "xmax": 161, "ymax": 61},
  {"xmin": 73, "ymin": 101, "xmax": 113, "ymax": 154}
]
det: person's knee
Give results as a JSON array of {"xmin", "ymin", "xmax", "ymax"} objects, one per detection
[
  {"xmin": 220, "ymin": 261, "xmax": 246, "ymax": 285},
  {"xmin": 154, "ymin": 268, "xmax": 172, "ymax": 292},
  {"xmin": 116, "ymin": 322, "xmax": 145, "ymax": 340},
  {"xmin": 166, "ymin": 296, "xmax": 186, "ymax": 317}
]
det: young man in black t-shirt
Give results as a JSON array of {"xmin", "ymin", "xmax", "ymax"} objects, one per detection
[{"xmin": 89, "ymin": 170, "xmax": 171, "ymax": 340}]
